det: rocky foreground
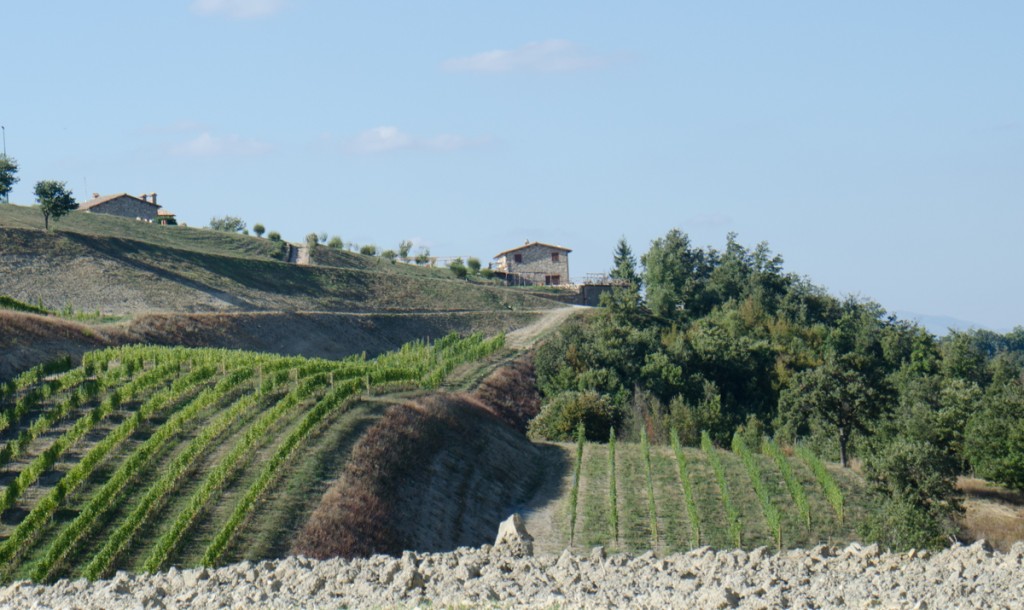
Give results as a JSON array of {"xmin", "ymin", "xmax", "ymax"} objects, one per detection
[
  {"xmin": 0, "ymin": 513, "xmax": 1020, "ymax": 610},
  {"xmin": 0, "ymin": 540, "xmax": 1021, "ymax": 609}
]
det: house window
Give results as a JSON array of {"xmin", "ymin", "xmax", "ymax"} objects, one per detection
[
  {"xmin": 551, "ymin": 252, "xmax": 560, "ymax": 263},
  {"xmin": 513, "ymin": 253, "xmax": 523, "ymax": 263},
  {"xmin": 545, "ymin": 275, "xmax": 561, "ymax": 286}
]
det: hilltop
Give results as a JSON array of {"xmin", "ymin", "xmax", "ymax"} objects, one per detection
[{"xmin": 0, "ymin": 204, "xmax": 556, "ymax": 316}]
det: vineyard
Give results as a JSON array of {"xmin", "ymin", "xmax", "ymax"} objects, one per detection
[
  {"xmin": 0, "ymin": 332, "xmax": 504, "ymax": 583},
  {"xmin": 545, "ymin": 431, "xmax": 868, "ymax": 555}
]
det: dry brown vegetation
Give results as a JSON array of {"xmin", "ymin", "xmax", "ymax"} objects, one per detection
[
  {"xmin": 0, "ymin": 311, "xmax": 113, "ymax": 379},
  {"xmin": 958, "ymin": 477, "xmax": 1024, "ymax": 551},
  {"xmin": 471, "ymin": 357, "xmax": 541, "ymax": 433},
  {"xmin": 293, "ymin": 392, "xmax": 557, "ymax": 559}
]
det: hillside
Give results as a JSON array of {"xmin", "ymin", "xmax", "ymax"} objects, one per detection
[
  {"xmin": 0, "ymin": 204, "xmax": 563, "ymax": 381},
  {"xmin": 0, "ymin": 226, "xmax": 555, "ymax": 315}
]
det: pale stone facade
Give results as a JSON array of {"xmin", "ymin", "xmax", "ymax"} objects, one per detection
[
  {"xmin": 79, "ymin": 193, "xmax": 162, "ymax": 221},
  {"xmin": 493, "ymin": 242, "xmax": 571, "ymax": 286}
]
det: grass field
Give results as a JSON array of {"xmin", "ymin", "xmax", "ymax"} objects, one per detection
[{"xmin": 0, "ymin": 226, "xmax": 558, "ymax": 316}]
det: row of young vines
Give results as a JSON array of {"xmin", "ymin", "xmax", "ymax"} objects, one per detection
[
  {"xmin": 0, "ymin": 332, "xmax": 505, "ymax": 582},
  {"xmin": 569, "ymin": 429, "xmax": 848, "ymax": 553}
]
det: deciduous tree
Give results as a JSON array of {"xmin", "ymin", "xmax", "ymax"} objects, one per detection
[
  {"xmin": 209, "ymin": 216, "xmax": 246, "ymax": 233},
  {"xmin": 34, "ymin": 180, "xmax": 77, "ymax": 230},
  {"xmin": 779, "ymin": 357, "xmax": 885, "ymax": 467}
]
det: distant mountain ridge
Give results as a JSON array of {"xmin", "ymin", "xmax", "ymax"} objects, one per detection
[{"xmin": 893, "ymin": 310, "xmax": 1003, "ymax": 336}]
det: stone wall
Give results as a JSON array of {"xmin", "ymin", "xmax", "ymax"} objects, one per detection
[
  {"xmin": 500, "ymin": 244, "xmax": 570, "ymax": 286},
  {"xmin": 88, "ymin": 196, "xmax": 160, "ymax": 221}
]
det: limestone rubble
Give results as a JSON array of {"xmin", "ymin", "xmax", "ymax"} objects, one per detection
[{"xmin": 0, "ymin": 539, "xmax": 1021, "ymax": 609}]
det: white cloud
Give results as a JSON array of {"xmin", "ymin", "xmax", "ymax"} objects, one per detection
[
  {"xmin": 190, "ymin": 0, "xmax": 286, "ymax": 19},
  {"xmin": 350, "ymin": 126, "xmax": 414, "ymax": 153},
  {"xmin": 443, "ymin": 40, "xmax": 605, "ymax": 73},
  {"xmin": 346, "ymin": 127, "xmax": 482, "ymax": 154},
  {"xmin": 170, "ymin": 132, "xmax": 271, "ymax": 156}
]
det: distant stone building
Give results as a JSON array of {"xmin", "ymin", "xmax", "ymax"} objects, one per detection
[
  {"xmin": 79, "ymin": 192, "xmax": 176, "ymax": 225},
  {"xmin": 493, "ymin": 241, "xmax": 571, "ymax": 286}
]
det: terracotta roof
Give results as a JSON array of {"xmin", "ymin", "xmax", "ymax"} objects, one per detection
[
  {"xmin": 78, "ymin": 192, "xmax": 160, "ymax": 211},
  {"xmin": 494, "ymin": 241, "xmax": 572, "ymax": 258},
  {"xmin": 157, "ymin": 209, "xmax": 176, "ymax": 216}
]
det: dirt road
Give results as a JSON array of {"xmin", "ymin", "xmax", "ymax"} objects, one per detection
[{"xmin": 505, "ymin": 305, "xmax": 583, "ymax": 350}]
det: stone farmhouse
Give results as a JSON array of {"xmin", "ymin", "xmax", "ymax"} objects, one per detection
[
  {"xmin": 493, "ymin": 241, "xmax": 571, "ymax": 286},
  {"xmin": 79, "ymin": 192, "xmax": 177, "ymax": 225}
]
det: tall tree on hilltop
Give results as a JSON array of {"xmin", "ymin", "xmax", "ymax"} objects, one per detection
[
  {"xmin": 0, "ymin": 155, "xmax": 18, "ymax": 202},
  {"xmin": 641, "ymin": 229, "xmax": 712, "ymax": 320},
  {"xmin": 34, "ymin": 180, "xmax": 77, "ymax": 230},
  {"xmin": 610, "ymin": 236, "xmax": 640, "ymax": 287}
]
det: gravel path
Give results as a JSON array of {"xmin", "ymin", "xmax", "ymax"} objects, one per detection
[
  {"xmin": 1, "ymin": 540, "xmax": 1021, "ymax": 609},
  {"xmin": 505, "ymin": 306, "xmax": 581, "ymax": 350}
]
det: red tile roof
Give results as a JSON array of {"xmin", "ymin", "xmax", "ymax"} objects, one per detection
[{"xmin": 78, "ymin": 193, "xmax": 159, "ymax": 211}]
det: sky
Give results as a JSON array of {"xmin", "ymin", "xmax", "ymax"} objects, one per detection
[{"xmin": 3, "ymin": 1, "xmax": 1022, "ymax": 331}]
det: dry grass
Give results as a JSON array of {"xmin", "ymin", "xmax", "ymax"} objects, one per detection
[
  {"xmin": 292, "ymin": 400, "xmax": 449, "ymax": 559},
  {"xmin": 471, "ymin": 357, "xmax": 541, "ymax": 433},
  {"xmin": 958, "ymin": 477, "xmax": 1024, "ymax": 551}
]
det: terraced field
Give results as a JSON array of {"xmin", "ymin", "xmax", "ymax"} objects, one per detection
[
  {"xmin": 534, "ymin": 431, "xmax": 869, "ymax": 555},
  {"xmin": 0, "ymin": 333, "xmax": 504, "ymax": 582}
]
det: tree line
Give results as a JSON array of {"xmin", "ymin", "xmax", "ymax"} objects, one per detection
[{"xmin": 530, "ymin": 229, "xmax": 1024, "ymax": 550}]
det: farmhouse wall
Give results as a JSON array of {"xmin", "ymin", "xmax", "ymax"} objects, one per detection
[
  {"xmin": 87, "ymin": 196, "xmax": 159, "ymax": 221},
  {"xmin": 500, "ymin": 243, "xmax": 570, "ymax": 285}
]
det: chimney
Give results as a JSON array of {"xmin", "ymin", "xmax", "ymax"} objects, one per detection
[
  {"xmin": 139, "ymin": 194, "xmax": 148, "ymax": 202},
  {"xmin": 92, "ymin": 192, "xmax": 100, "ymax": 199},
  {"xmin": 150, "ymin": 193, "xmax": 157, "ymax": 206}
]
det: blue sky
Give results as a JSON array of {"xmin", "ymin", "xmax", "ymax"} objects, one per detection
[{"xmin": 4, "ymin": 1, "xmax": 1022, "ymax": 330}]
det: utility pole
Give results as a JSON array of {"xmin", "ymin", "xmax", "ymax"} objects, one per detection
[{"xmin": 1, "ymin": 125, "xmax": 7, "ymax": 203}]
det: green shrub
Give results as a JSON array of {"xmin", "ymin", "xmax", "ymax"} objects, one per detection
[
  {"xmin": 328, "ymin": 236, "xmax": 344, "ymax": 249},
  {"xmin": 360, "ymin": 244, "xmax": 378, "ymax": 256},
  {"xmin": 528, "ymin": 391, "xmax": 624, "ymax": 442},
  {"xmin": 449, "ymin": 258, "xmax": 468, "ymax": 279},
  {"xmin": 252, "ymin": 223, "xmax": 265, "ymax": 238},
  {"xmin": 267, "ymin": 231, "xmax": 281, "ymax": 242},
  {"xmin": 208, "ymin": 216, "xmax": 246, "ymax": 233}
]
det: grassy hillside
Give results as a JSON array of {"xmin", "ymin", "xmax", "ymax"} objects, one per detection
[
  {"xmin": 0, "ymin": 336, "xmax": 504, "ymax": 583},
  {"xmin": 0, "ymin": 203, "xmax": 458, "ymax": 282},
  {"xmin": 0, "ymin": 203, "xmax": 286, "ymax": 261},
  {"xmin": 0, "ymin": 226, "xmax": 558, "ymax": 315}
]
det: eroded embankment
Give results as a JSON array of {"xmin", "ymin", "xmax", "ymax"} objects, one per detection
[{"xmin": 293, "ymin": 355, "xmax": 564, "ymax": 559}]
